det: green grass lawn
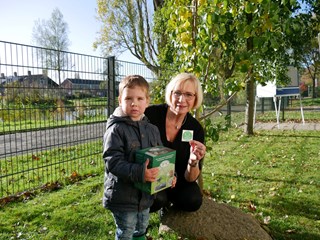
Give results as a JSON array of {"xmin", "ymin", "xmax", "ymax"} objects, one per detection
[
  {"xmin": 290, "ymin": 97, "xmax": 320, "ymax": 107},
  {"xmin": 204, "ymin": 128, "xmax": 319, "ymax": 240},
  {"xmin": 1, "ymin": 126, "xmax": 319, "ymax": 240}
]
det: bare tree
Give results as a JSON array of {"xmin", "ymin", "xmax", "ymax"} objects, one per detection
[
  {"xmin": 32, "ymin": 8, "xmax": 70, "ymax": 85},
  {"xmin": 153, "ymin": 0, "xmax": 164, "ymax": 10},
  {"xmin": 95, "ymin": 0, "xmax": 160, "ymax": 75}
]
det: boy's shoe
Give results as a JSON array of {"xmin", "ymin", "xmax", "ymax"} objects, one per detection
[{"xmin": 158, "ymin": 203, "xmax": 172, "ymax": 219}]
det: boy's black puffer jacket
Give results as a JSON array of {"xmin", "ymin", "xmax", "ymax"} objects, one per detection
[{"xmin": 102, "ymin": 107, "xmax": 162, "ymax": 212}]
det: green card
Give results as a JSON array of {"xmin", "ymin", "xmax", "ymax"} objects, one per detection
[{"xmin": 182, "ymin": 130, "xmax": 193, "ymax": 142}]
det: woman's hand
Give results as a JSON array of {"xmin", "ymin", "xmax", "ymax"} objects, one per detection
[
  {"xmin": 184, "ymin": 140, "xmax": 206, "ymax": 182},
  {"xmin": 189, "ymin": 140, "xmax": 206, "ymax": 162}
]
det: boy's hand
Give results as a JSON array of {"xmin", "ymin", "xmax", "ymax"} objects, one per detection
[{"xmin": 144, "ymin": 159, "xmax": 159, "ymax": 182}]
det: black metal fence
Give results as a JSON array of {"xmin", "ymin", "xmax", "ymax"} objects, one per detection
[
  {"xmin": 0, "ymin": 40, "xmax": 157, "ymax": 199},
  {"xmin": 2, "ymin": 40, "xmax": 316, "ymax": 201}
]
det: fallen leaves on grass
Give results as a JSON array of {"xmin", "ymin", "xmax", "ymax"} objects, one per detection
[
  {"xmin": 248, "ymin": 202, "xmax": 257, "ymax": 212},
  {"xmin": 0, "ymin": 190, "xmax": 35, "ymax": 206},
  {"xmin": 286, "ymin": 229, "xmax": 296, "ymax": 234},
  {"xmin": 263, "ymin": 216, "xmax": 271, "ymax": 224},
  {"xmin": 32, "ymin": 154, "xmax": 40, "ymax": 160},
  {"xmin": 40, "ymin": 181, "xmax": 62, "ymax": 192}
]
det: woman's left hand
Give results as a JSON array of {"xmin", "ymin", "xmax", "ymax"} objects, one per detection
[{"xmin": 189, "ymin": 140, "xmax": 206, "ymax": 161}]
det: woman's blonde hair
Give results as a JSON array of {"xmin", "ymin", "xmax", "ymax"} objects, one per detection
[{"xmin": 165, "ymin": 73, "xmax": 203, "ymax": 109}]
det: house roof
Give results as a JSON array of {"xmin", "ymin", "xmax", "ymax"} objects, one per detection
[
  {"xmin": 0, "ymin": 75, "xmax": 20, "ymax": 85},
  {"xmin": 22, "ymin": 74, "xmax": 59, "ymax": 87},
  {"xmin": 63, "ymin": 78, "xmax": 103, "ymax": 85},
  {"xmin": 1, "ymin": 73, "xmax": 58, "ymax": 87}
]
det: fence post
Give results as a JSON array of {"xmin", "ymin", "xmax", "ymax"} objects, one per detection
[{"xmin": 107, "ymin": 56, "xmax": 116, "ymax": 117}]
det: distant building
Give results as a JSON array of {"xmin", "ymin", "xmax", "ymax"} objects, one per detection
[
  {"xmin": 0, "ymin": 71, "xmax": 58, "ymax": 88},
  {"xmin": 1, "ymin": 72, "xmax": 21, "ymax": 86},
  {"xmin": 0, "ymin": 71, "xmax": 59, "ymax": 97},
  {"xmin": 60, "ymin": 78, "xmax": 105, "ymax": 97}
]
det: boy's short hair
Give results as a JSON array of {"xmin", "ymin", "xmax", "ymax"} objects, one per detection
[{"xmin": 119, "ymin": 75, "xmax": 149, "ymax": 97}]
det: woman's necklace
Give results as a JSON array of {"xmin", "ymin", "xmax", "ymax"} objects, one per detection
[{"xmin": 175, "ymin": 115, "xmax": 187, "ymax": 129}]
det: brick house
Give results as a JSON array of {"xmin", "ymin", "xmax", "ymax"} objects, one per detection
[{"xmin": 60, "ymin": 78, "xmax": 105, "ymax": 97}]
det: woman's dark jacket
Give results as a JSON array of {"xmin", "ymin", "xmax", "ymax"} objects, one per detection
[{"xmin": 144, "ymin": 104, "xmax": 205, "ymax": 182}]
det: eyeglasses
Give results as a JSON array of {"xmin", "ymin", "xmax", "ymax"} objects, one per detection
[{"xmin": 172, "ymin": 91, "xmax": 196, "ymax": 100}]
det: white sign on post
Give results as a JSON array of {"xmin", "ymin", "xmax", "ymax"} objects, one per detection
[
  {"xmin": 254, "ymin": 66, "xmax": 304, "ymax": 128},
  {"xmin": 256, "ymin": 81, "xmax": 276, "ymax": 98}
]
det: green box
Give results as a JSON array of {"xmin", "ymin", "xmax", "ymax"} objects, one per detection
[{"xmin": 135, "ymin": 146, "xmax": 176, "ymax": 194}]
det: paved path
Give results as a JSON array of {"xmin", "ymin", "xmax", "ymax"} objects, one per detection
[
  {"xmin": 253, "ymin": 122, "xmax": 320, "ymax": 131},
  {"xmin": 1, "ymin": 120, "xmax": 318, "ymax": 159},
  {"xmin": 0, "ymin": 122, "xmax": 106, "ymax": 158}
]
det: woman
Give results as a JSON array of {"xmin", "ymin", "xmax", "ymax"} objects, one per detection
[{"xmin": 145, "ymin": 72, "xmax": 206, "ymax": 212}]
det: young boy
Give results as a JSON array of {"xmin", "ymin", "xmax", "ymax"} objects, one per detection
[{"xmin": 102, "ymin": 75, "xmax": 162, "ymax": 240}]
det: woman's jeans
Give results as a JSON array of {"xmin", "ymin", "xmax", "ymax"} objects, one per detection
[{"xmin": 111, "ymin": 208, "xmax": 149, "ymax": 240}]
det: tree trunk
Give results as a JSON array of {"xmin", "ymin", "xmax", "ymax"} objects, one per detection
[
  {"xmin": 245, "ymin": 13, "xmax": 254, "ymax": 135},
  {"xmin": 153, "ymin": 0, "xmax": 164, "ymax": 10},
  {"xmin": 312, "ymin": 77, "xmax": 317, "ymax": 98},
  {"xmin": 245, "ymin": 72, "xmax": 255, "ymax": 135}
]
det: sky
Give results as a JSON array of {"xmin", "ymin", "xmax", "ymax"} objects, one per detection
[{"xmin": 0, "ymin": 0, "xmax": 138, "ymax": 62}]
